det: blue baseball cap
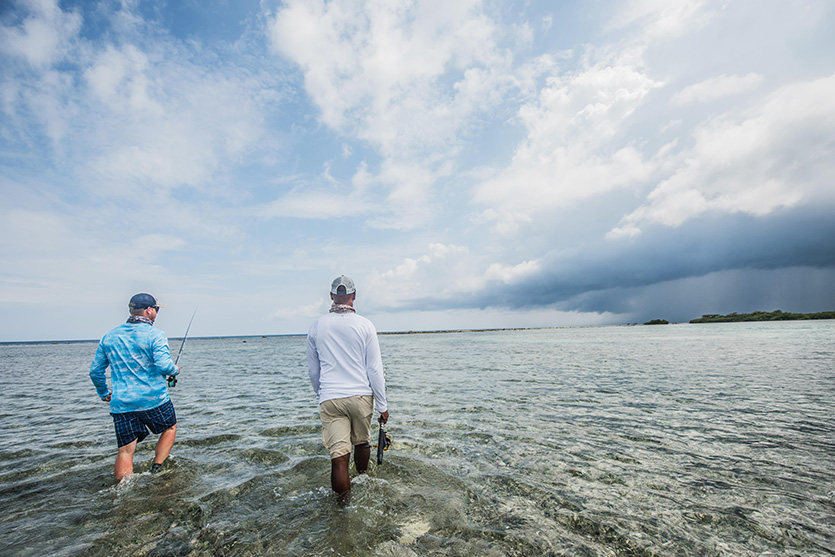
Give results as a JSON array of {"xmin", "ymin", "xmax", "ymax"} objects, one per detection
[{"xmin": 128, "ymin": 293, "xmax": 166, "ymax": 309}]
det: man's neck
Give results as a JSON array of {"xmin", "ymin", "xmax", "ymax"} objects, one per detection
[{"xmin": 127, "ymin": 315, "xmax": 155, "ymax": 325}]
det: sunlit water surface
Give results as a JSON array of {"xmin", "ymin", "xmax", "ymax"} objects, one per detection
[{"xmin": 1, "ymin": 321, "xmax": 833, "ymax": 556}]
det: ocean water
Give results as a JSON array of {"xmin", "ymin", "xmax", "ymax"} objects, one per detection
[{"xmin": 0, "ymin": 321, "xmax": 833, "ymax": 556}]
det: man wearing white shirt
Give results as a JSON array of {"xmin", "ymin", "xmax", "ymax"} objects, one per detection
[{"xmin": 306, "ymin": 275, "xmax": 389, "ymax": 502}]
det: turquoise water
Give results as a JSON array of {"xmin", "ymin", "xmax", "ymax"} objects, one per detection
[{"xmin": 1, "ymin": 321, "xmax": 833, "ymax": 555}]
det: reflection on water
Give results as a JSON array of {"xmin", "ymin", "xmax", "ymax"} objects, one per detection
[{"xmin": 1, "ymin": 322, "xmax": 834, "ymax": 555}]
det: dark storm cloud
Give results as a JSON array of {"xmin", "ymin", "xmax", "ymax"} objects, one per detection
[
  {"xmin": 564, "ymin": 266, "xmax": 835, "ymax": 323},
  {"xmin": 406, "ymin": 206, "xmax": 835, "ymax": 320},
  {"xmin": 523, "ymin": 207, "xmax": 835, "ymax": 304}
]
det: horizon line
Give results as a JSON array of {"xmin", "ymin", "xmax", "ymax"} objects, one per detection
[{"xmin": 0, "ymin": 319, "xmax": 804, "ymax": 345}]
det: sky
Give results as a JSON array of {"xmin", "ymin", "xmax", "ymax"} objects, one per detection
[{"xmin": 1, "ymin": 0, "xmax": 834, "ymax": 342}]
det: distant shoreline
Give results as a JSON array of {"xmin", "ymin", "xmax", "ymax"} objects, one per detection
[
  {"xmin": 690, "ymin": 310, "xmax": 835, "ymax": 323},
  {"xmin": 3, "ymin": 314, "xmax": 834, "ymax": 344},
  {"xmin": 1, "ymin": 327, "xmax": 567, "ymax": 344},
  {"xmin": 378, "ymin": 326, "xmax": 565, "ymax": 336}
]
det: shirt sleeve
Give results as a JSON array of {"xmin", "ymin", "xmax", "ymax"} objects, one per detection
[
  {"xmin": 364, "ymin": 325, "xmax": 387, "ymax": 413},
  {"xmin": 306, "ymin": 324, "xmax": 321, "ymax": 395},
  {"xmin": 152, "ymin": 332, "xmax": 178, "ymax": 376},
  {"xmin": 89, "ymin": 342, "xmax": 111, "ymax": 399}
]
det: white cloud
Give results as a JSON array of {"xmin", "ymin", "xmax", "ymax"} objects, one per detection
[
  {"xmin": 364, "ymin": 242, "xmax": 543, "ymax": 311},
  {"xmin": 266, "ymin": 0, "xmax": 519, "ymax": 229},
  {"xmin": 1, "ymin": 2, "xmax": 276, "ymax": 199},
  {"xmin": 610, "ymin": 74, "xmax": 835, "ymax": 237},
  {"xmin": 256, "ymin": 189, "xmax": 375, "ymax": 219},
  {"xmin": 670, "ymin": 73, "xmax": 763, "ymax": 106},
  {"xmin": 84, "ymin": 45, "xmax": 163, "ymax": 115},
  {"xmin": 257, "ymin": 156, "xmax": 442, "ymax": 227},
  {"xmin": 484, "ymin": 259, "xmax": 541, "ymax": 283},
  {"xmin": 428, "ymin": 243, "xmax": 468, "ymax": 258},
  {"xmin": 364, "ymin": 160, "xmax": 442, "ymax": 229},
  {"xmin": 472, "ymin": 47, "xmax": 661, "ymax": 227},
  {"xmin": 81, "ymin": 45, "xmax": 274, "ymax": 193},
  {"xmin": 272, "ymin": 297, "xmax": 328, "ymax": 320},
  {"xmin": 268, "ymin": 0, "xmax": 506, "ymax": 155},
  {"xmin": 474, "ymin": 209, "xmax": 532, "ymax": 236},
  {"xmin": 606, "ymin": 0, "xmax": 716, "ymax": 40},
  {"xmin": 262, "ymin": 159, "xmax": 452, "ymax": 230},
  {"xmin": 0, "ymin": 0, "xmax": 81, "ymax": 67},
  {"xmin": 0, "ymin": 1, "xmax": 87, "ymax": 149},
  {"xmin": 365, "ymin": 243, "xmax": 475, "ymax": 306}
]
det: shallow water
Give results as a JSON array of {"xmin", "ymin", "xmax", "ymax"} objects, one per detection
[{"xmin": 1, "ymin": 321, "xmax": 834, "ymax": 555}]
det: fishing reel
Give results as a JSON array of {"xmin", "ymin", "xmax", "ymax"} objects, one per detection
[
  {"xmin": 373, "ymin": 431, "xmax": 391, "ymax": 450},
  {"xmin": 375, "ymin": 423, "xmax": 392, "ymax": 465},
  {"xmin": 167, "ymin": 375, "xmax": 177, "ymax": 388}
]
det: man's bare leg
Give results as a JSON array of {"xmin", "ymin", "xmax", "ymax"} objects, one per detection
[
  {"xmin": 115, "ymin": 440, "xmax": 137, "ymax": 481},
  {"xmin": 331, "ymin": 453, "xmax": 351, "ymax": 503},
  {"xmin": 354, "ymin": 443, "xmax": 370, "ymax": 474},
  {"xmin": 153, "ymin": 424, "xmax": 177, "ymax": 469}
]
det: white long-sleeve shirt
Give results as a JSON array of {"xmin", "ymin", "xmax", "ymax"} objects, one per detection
[{"xmin": 306, "ymin": 311, "xmax": 387, "ymax": 413}]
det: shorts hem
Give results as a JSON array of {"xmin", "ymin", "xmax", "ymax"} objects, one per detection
[
  {"xmin": 116, "ymin": 433, "xmax": 145, "ymax": 448},
  {"xmin": 329, "ymin": 448, "xmax": 352, "ymax": 459}
]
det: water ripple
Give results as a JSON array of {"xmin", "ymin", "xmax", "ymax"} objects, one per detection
[{"xmin": 1, "ymin": 323, "xmax": 834, "ymax": 555}]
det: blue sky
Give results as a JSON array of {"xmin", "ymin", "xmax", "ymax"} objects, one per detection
[{"xmin": 1, "ymin": 0, "xmax": 834, "ymax": 342}]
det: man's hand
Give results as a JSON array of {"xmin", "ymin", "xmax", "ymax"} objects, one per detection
[
  {"xmin": 102, "ymin": 393, "xmax": 111, "ymax": 402},
  {"xmin": 379, "ymin": 411, "xmax": 389, "ymax": 424}
]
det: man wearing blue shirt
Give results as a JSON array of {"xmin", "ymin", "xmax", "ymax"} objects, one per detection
[{"xmin": 90, "ymin": 293, "xmax": 180, "ymax": 481}]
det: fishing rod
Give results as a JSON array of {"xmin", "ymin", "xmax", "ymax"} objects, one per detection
[
  {"xmin": 168, "ymin": 307, "xmax": 197, "ymax": 388},
  {"xmin": 376, "ymin": 418, "xmax": 391, "ymax": 465}
]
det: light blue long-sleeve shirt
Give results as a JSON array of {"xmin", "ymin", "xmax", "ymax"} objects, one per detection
[{"xmin": 89, "ymin": 321, "xmax": 178, "ymax": 413}]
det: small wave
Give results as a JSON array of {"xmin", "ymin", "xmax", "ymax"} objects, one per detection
[
  {"xmin": 237, "ymin": 448, "xmax": 289, "ymax": 465},
  {"xmin": 260, "ymin": 424, "xmax": 321, "ymax": 437},
  {"xmin": 48, "ymin": 439, "xmax": 99, "ymax": 449},
  {"xmin": 351, "ymin": 473, "xmax": 389, "ymax": 488},
  {"xmin": 0, "ymin": 448, "xmax": 41, "ymax": 462},
  {"xmin": 178, "ymin": 434, "xmax": 243, "ymax": 447}
]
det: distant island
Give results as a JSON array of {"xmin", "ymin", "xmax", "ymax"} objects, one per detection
[{"xmin": 690, "ymin": 310, "xmax": 835, "ymax": 323}]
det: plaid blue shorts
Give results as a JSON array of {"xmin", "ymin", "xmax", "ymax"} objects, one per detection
[{"xmin": 111, "ymin": 400, "xmax": 177, "ymax": 447}]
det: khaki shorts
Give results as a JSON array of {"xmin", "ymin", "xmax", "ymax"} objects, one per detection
[{"xmin": 319, "ymin": 395, "xmax": 374, "ymax": 459}]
